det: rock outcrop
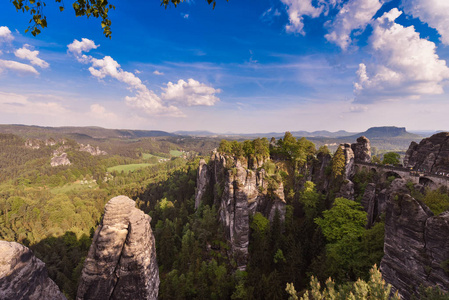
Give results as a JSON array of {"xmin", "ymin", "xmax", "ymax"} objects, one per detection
[
  {"xmin": 51, "ymin": 153, "xmax": 71, "ymax": 167},
  {"xmin": 79, "ymin": 144, "xmax": 107, "ymax": 156},
  {"xmin": 380, "ymin": 179, "xmax": 449, "ymax": 299},
  {"xmin": 195, "ymin": 152, "xmax": 286, "ymax": 269},
  {"xmin": 341, "ymin": 143, "xmax": 355, "ymax": 180},
  {"xmin": 352, "ymin": 136, "xmax": 371, "ymax": 163},
  {"xmin": 76, "ymin": 196, "xmax": 159, "ymax": 300},
  {"xmin": 0, "ymin": 241, "xmax": 66, "ymax": 300},
  {"xmin": 311, "ymin": 151, "xmax": 332, "ymax": 193},
  {"xmin": 195, "ymin": 159, "xmax": 209, "ymax": 209},
  {"xmin": 403, "ymin": 132, "xmax": 449, "ymax": 173}
]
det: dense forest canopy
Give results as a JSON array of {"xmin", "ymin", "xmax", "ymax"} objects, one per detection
[{"xmin": 0, "ymin": 130, "xmax": 448, "ymax": 299}]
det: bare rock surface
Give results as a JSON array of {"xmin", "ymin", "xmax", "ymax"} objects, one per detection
[
  {"xmin": 380, "ymin": 179, "xmax": 449, "ymax": 299},
  {"xmin": 51, "ymin": 153, "xmax": 71, "ymax": 167},
  {"xmin": 195, "ymin": 159, "xmax": 209, "ymax": 209},
  {"xmin": 79, "ymin": 144, "xmax": 107, "ymax": 156},
  {"xmin": 403, "ymin": 132, "xmax": 449, "ymax": 173},
  {"xmin": 0, "ymin": 241, "xmax": 66, "ymax": 300},
  {"xmin": 196, "ymin": 152, "xmax": 286, "ymax": 269},
  {"xmin": 341, "ymin": 143, "xmax": 355, "ymax": 179},
  {"xmin": 352, "ymin": 136, "xmax": 371, "ymax": 163},
  {"xmin": 76, "ymin": 196, "xmax": 159, "ymax": 300}
]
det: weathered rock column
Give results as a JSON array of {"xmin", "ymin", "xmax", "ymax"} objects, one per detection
[
  {"xmin": 76, "ymin": 196, "xmax": 159, "ymax": 300},
  {"xmin": 0, "ymin": 241, "xmax": 66, "ymax": 300}
]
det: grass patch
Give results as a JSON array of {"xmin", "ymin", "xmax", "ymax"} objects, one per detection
[
  {"xmin": 108, "ymin": 163, "xmax": 154, "ymax": 173},
  {"xmin": 142, "ymin": 153, "xmax": 165, "ymax": 160},
  {"xmin": 170, "ymin": 150, "xmax": 183, "ymax": 157}
]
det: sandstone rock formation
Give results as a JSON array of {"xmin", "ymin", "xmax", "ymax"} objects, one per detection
[
  {"xmin": 196, "ymin": 152, "xmax": 286, "ymax": 269},
  {"xmin": 76, "ymin": 196, "xmax": 159, "ymax": 300},
  {"xmin": 380, "ymin": 179, "xmax": 449, "ymax": 299},
  {"xmin": 310, "ymin": 150, "xmax": 332, "ymax": 193},
  {"xmin": 404, "ymin": 132, "xmax": 449, "ymax": 173},
  {"xmin": 0, "ymin": 241, "xmax": 66, "ymax": 300},
  {"xmin": 341, "ymin": 143, "xmax": 355, "ymax": 180},
  {"xmin": 352, "ymin": 136, "xmax": 371, "ymax": 163},
  {"xmin": 79, "ymin": 144, "xmax": 107, "ymax": 156},
  {"xmin": 51, "ymin": 153, "xmax": 71, "ymax": 167},
  {"xmin": 195, "ymin": 159, "xmax": 209, "ymax": 209}
]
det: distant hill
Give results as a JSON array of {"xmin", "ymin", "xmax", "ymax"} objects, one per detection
[
  {"xmin": 0, "ymin": 125, "xmax": 175, "ymax": 142},
  {"xmin": 175, "ymin": 129, "xmax": 356, "ymax": 139},
  {"xmin": 343, "ymin": 126, "xmax": 420, "ymax": 139},
  {"xmin": 309, "ymin": 126, "xmax": 423, "ymax": 152}
]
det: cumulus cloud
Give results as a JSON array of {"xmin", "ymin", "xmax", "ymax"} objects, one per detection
[
  {"xmin": 67, "ymin": 38, "xmax": 99, "ymax": 55},
  {"xmin": 402, "ymin": 0, "xmax": 449, "ymax": 45},
  {"xmin": 325, "ymin": 0, "xmax": 382, "ymax": 50},
  {"xmin": 14, "ymin": 45, "xmax": 49, "ymax": 68},
  {"xmin": 67, "ymin": 38, "xmax": 99, "ymax": 63},
  {"xmin": 87, "ymin": 55, "xmax": 182, "ymax": 116},
  {"xmin": 69, "ymin": 39, "xmax": 221, "ymax": 116},
  {"xmin": 161, "ymin": 79, "xmax": 221, "ymax": 106},
  {"xmin": 0, "ymin": 59, "xmax": 39, "ymax": 75},
  {"xmin": 0, "ymin": 26, "xmax": 14, "ymax": 43},
  {"xmin": 354, "ymin": 8, "xmax": 449, "ymax": 102},
  {"xmin": 280, "ymin": 0, "xmax": 325, "ymax": 34}
]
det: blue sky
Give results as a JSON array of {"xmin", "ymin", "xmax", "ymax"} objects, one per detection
[{"xmin": 1, "ymin": 0, "xmax": 449, "ymax": 133}]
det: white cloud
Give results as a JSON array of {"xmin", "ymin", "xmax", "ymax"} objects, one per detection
[
  {"xmin": 0, "ymin": 59, "xmax": 39, "ymax": 75},
  {"xmin": 87, "ymin": 55, "xmax": 182, "ymax": 116},
  {"xmin": 67, "ymin": 38, "xmax": 99, "ymax": 62},
  {"xmin": 89, "ymin": 104, "xmax": 117, "ymax": 119},
  {"xmin": 14, "ymin": 45, "xmax": 49, "ymax": 68},
  {"xmin": 182, "ymin": 13, "xmax": 189, "ymax": 19},
  {"xmin": 67, "ymin": 38, "xmax": 99, "ymax": 55},
  {"xmin": 0, "ymin": 26, "xmax": 14, "ymax": 44},
  {"xmin": 0, "ymin": 92, "xmax": 68, "ymax": 115},
  {"xmin": 161, "ymin": 78, "xmax": 221, "ymax": 106},
  {"xmin": 89, "ymin": 56, "xmax": 146, "ymax": 90},
  {"xmin": 354, "ymin": 8, "xmax": 449, "ymax": 102},
  {"xmin": 402, "ymin": 0, "xmax": 449, "ymax": 45},
  {"xmin": 280, "ymin": 0, "xmax": 325, "ymax": 34},
  {"xmin": 325, "ymin": 0, "xmax": 382, "ymax": 50},
  {"xmin": 69, "ymin": 39, "xmax": 221, "ymax": 116}
]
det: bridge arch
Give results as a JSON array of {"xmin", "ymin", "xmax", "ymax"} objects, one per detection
[
  {"xmin": 384, "ymin": 171, "xmax": 402, "ymax": 181},
  {"xmin": 419, "ymin": 177, "xmax": 436, "ymax": 189}
]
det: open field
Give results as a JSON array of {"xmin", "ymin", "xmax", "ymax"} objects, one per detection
[{"xmin": 169, "ymin": 150, "xmax": 183, "ymax": 157}]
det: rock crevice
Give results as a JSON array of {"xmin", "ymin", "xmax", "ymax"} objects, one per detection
[{"xmin": 76, "ymin": 195, "xmax": 159, "ymax": 300}]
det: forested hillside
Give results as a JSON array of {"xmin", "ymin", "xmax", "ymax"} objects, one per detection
[{"xmin": 0, "ymin": 131, "xmax": 448, "ymax": 299}]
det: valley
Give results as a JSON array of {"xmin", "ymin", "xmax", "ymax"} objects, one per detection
[{"xmin": 0, "ymin": 125, "xmax": 448, "ymax": 299}]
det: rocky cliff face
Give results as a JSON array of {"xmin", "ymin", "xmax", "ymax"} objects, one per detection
[
  {"xmin": 403, "ymin": 132, "xmax": 449, "ymax": 173},
  {"xmin": 76, "ymin": 196, "xmax": 159, "ymax": 300},
  {"xmin": 380, "ymin": 179, "xmax": 449, "ymax": 299},
  {"xmin": 351, "ymin": 136, "xmax": 371, "ymax": 163},
  {"xmin": 51, "ymin": 153, "xmax": 71, "ymax": 167},
  {"xmin": 0, "ymin": 241, "xmax": 66, "ymax": 300},
  {"xmin": 79, "ymin": 144, "xmax": 107, "ymax": 156},
  {"xmin": 195, "ymin": 152, "xmax": 286, "ymax": 269}
]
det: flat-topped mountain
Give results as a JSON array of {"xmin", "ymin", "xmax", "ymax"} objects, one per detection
[{"xmin": 344, "ymin": 126, "xmax": 420, "ymax": 139}]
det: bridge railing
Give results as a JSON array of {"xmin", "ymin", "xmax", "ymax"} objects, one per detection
[{"xmin": 354, "ymin": 161, "xmax": 449, "ymax": 181}]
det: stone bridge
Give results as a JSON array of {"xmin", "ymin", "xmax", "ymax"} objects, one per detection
[{"xmin": 355, "ymin": 161, "xmax": 449, "ymax": 189}]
